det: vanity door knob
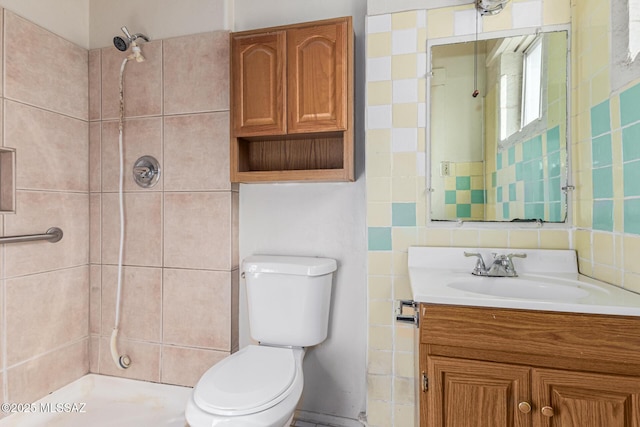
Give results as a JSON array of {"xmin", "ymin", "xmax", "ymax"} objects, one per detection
[
  {"xmin": 518, "ymin": 402, "xmax": 531, "ymax": 413},
  {"xmin": 541, "ymin": 406, "xmax": 555, "ymax": 417}
]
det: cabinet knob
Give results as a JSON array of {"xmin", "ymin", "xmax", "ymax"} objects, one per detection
[
  {"xmin": 518, "ymin": 402, "xmax": 531, "ymax": 413},
  {"xmin": 541, "ymin": 406, "xmax": 555, "ymax": 417}
]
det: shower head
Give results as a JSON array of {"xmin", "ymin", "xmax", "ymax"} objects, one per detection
[{"xmin": 113, "ymin": 26, "xmax": 150, "ymax": 52}]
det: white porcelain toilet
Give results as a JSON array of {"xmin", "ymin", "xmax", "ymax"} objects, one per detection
[{"xmin": 185, "ymin": 255, "xmax": 337, "ymax": 427}]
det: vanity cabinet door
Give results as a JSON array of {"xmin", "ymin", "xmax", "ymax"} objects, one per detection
[
  {"xmin": 287, "ymin": 19, "xmax": 348, "ymax": 134},
  {"xmin": 427, "ymin": 356, "xmax": 532, "ymax": 427},
  {"xmin": 231, "ymin": 31, "xmax": 286, "ymax": 137},
  {"xmin": 532, "ymin": 369, "xmax": 640, "ymax": 427}
]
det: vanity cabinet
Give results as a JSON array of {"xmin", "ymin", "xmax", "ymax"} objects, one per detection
[
  {"xmin": 230, "ymin": 17, "xmax": 354, "ymax": 182},
  {"xmin": 419, "ymin": 304, "xmax": 640, "ymax": 427}
]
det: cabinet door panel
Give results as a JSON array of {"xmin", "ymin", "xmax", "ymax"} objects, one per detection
[
  {"xmin": 533, "ymin": 369, "xmax": 640, "ymax": 427},
  {"xmin": 287, "ymin": 20, "xmax": 348, "ymax": 133},
  {"xmin": 428, "ymin": 356, "xmax": 532, "ymax": 427},
  {"xmin": 232, "ymin": 31, "xmax": 286, "ymax": 136}
]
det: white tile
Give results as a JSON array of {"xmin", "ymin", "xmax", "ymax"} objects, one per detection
[
  {"xmin": 392, "ymin": 28, "xmax": 417, "ymax": 55},
  {"xmin": 454, "ymin": 9, "xmax": 482, "ymax": 36},
  {"xmin": 367, "ymin": 14, "xmax": 392, "ymax": 34},
  {"xmin": 393, "ymin": 79, "xmax": 418, "ymax": 104},
  {"xmin": 417, "ymin": 10, "xmax": 427, "ymax": 28},
  {"xmin": 418, "ymin": 102, "xmax": 426, "ymax": 128},
  {"xmin": 417, "ymin": 53, "xmax": 427, "ymax": 78},
  {"xmin": 417, "ymin": 152, "xmax": 426, "ymax": 177},
  {"xmin": 392, "ymin": 128, "xmax": 418, "ymax": 152},
  {"xmin": 368, "ymin": 105, "xmax": 392, "ymax": 130},
  {"xmin": 512, "ymin": 0, "xmax": 542, "ymax": 28},
  {"xmin": 367, "ymin": 56, "xmax": 392, "ymax": 82}
]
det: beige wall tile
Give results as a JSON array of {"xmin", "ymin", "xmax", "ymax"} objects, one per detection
[
  {"xmin": 101, "ymin": 41, "xmax": 162, "ymax": 119},
  {"xmin": 367, "ymin": 399, "xmax": 391, "ymax": 427},
  {"xmin": 98, "ymin": 337, "xmax": 160, "ymax": 382},
  {"xmin": 101, "ymin": 192, "xmax": 162, "ymax": 267},
  {"xmin": 4, "ymin": 11, "xmax": 87, "ymax": 120},
  {"xmin": 163, "ymin": 268, "xmax": 232, "ymax": 350},
  {"xmin": 369, "ymin": 326, "xmax": 393, "ymax": 351},
  {"xmin": 101, "ymin": 265, "xmax": 162, "ymax": 342},
  {"xmin": 89, "ymin": 336, "xmax": 100, "ymax": 374},
  {"xmin": 368, "ymin": 374, "xmax": 392, "ymax": 401},
  {"xmin": 163, "ymin": 31, "xmax": 229, "ymax": 114},
  {"xmin": 90, "ymin": 265, "xmax": 101, "ymax": 335},
  {"xmin": 101, "ymin": 118, "xmax": 163, "ymax": 192},
  {"xmin": 6, "ymin": 267, "xmax": 88, "ymax": 366},
  {"xmin": 161, "ymin": 346, "xmax": 228, "ymax": 387},
  {"xmin": 163, "ymin": 112, "xmax": 230, "ymax": 191},
  {"xmin": 89, "ymin": 49, "xmax": 101, "ymax": 121},
  {"xmin": 7, "ymin": 340, "xmax": 88, "ymax": 404},
  {"xmin": 164, "ymin": 192, "xmax": 231, "ymax": 270},
  {"xmin": 5, "ymin": 100, "xmax": 88, "ymax": 192},
  {"xmin": 4, "ymin": 191, "xmax": 88, "ymax": 278},
  {"xmin": 90, "ymin": 193, "xmax": 101, "ymax": 264},
  {"xmin": 89, "ymin": 122, "xmax": 101, "ymax": 192},
  {"xmin": 369, "ymin": 350, "xmax": 393, "ymax": 375},
  {"xmin": 232, "ymin": 192, "xmax": 239, "ymax": 270}
]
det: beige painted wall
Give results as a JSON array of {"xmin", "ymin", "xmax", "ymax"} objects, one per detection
[{"xmin": 0, "ymin": 0, "xmax": 89, "ymax": 48}]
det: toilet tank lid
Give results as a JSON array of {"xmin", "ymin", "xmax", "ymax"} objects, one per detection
[{"xmin": 243, "ymin": 255, "xmax": 337, "ymax": 277}]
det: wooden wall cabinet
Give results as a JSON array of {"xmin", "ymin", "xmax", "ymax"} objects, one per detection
[
  {"xmin": 419, "ymin": 304, "xmax": 640, "ymax": 427},
  {"xmin": 230, "ymin": 17, "xmax": 354, "ymax": 183}
]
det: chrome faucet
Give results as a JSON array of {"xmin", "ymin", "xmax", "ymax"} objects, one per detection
[{"xmin": 464, "ymin": 252, "xmax": 527, "ymax": 277}]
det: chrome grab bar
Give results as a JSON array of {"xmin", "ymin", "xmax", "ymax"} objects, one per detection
[{"xmin": 0, "ymin": 227, "xmax": 63, "ymax": 244}]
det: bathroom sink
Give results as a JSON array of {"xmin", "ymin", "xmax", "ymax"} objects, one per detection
[{"xmin": 447, "ymin": 276, "xmax": 591, "ymax": 301}]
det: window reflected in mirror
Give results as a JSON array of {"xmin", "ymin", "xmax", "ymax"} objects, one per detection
[{"xmin": 428, "ymin": 30, "xmax": 569, "ymax": 223}]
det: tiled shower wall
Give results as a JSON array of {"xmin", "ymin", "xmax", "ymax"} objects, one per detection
[
  {"xmin": 0, "ymin": 10, "xmax": 90, "ymax": 410},
  {"xmin": 365, "ymin": 1, "xmax": 572, "ymax": 426},
  {"xmin": 88, "ymin": 31, "xmax": 239, "ymax": 387}
]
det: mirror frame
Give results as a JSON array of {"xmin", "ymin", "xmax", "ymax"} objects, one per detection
[{"xmin": 425, "ymin": 24, "xmax": 573, "ymax": 228}]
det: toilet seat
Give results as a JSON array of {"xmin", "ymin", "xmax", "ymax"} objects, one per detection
[{"xmin": 193, "ymin": 345, "xmax": 297, "ymax": 416}]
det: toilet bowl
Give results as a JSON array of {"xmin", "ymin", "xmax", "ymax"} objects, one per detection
[
  {"xmin": 185, "ymin": 255, "xmax": 337, "ymax": 427},
  {"xmin": 186, "ymin": 345, "xmax": 304, "ymax": 427}
]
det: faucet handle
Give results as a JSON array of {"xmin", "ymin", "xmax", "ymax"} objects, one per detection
[
  {"xmin": 507, "ymin": 253, "xmax": 527, "ymax": 260},
  {"xmin": 464, "ymin": 251, "xmax": 487, "ymax": 275}
]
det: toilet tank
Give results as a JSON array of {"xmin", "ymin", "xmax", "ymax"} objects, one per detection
[{"xmin": 243, "ymin": 255, "xmax": 337, "ymax": 347}]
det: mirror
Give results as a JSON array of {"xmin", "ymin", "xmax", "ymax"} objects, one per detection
[{"xmin": 427, "ymin": 30, "xmax": 569, "ymax": 223}]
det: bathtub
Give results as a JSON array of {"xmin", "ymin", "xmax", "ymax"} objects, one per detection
[{"xmin": 0, "ymin": 374, "xmax": 192, "ymax": 426}]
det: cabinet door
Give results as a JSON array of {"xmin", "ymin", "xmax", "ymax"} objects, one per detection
[
  {"xmin": 533, "ymin": 369, "xmax": 640, "ymax": 427},
  {"xmin": 231, "ymin": 31, "xmax": 286, "ymax": 136},
  {"xmin": 427, "ymin": 356, "xmax": 532, "ymax": 427},
  {"xmin": 287, "ymin": 19, "xmax": 349, "ymax": 133}
]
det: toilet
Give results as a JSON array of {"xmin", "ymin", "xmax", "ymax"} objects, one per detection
[{"xmin": 185, "ymin": 255, "xmax": 337, "ymax": 427}]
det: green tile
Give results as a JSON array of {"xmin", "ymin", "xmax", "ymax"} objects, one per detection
[
  {"xmin": 592, "ymin": 133, "xmax": 612, "ymax": 167},
  {"xmin": 624, "ymin": 198, "xmax": 640, "ymax": 234},
  {"xmin": 515, "ymin": 162, "xmax": 523, "ymax": 181},
  {"xmin": 549, "ymin": 202, "xmax": 562, "ymax": 222},
  {"xmin": 523, "ymin": 136, "xmax": 543, "ymax": 161},
  {"xmin": 620, "ymin": 82, "xmax": 640, "ymax": 127},
  {"xmin": 445, "ymin": 190, "xmax": 457, "ymax": 204},
  {"xmin": 456, "ymin": 176, "xmax": 471, "ymax": 190},
  {"xmin": 548, "ymin": 177, "xmax": 562, "ymax": 202},
  {"xmin": 392, "ymin": 203, "xmax": 416, "ymax": 226},
  {"xmin": 593, "ymin": 200, "xmax": 614, "ymax": 231},
  {"xmin": 590, "ymin": 100, "xmax": 610, "ymax": 137},
  {"xmin": 592, "ymin": 166, "xmax": 613, "ymax": 199},
  {"xmin": 497, "ymin": 186, "xmax": 503, "ymax": 203},
  {"xmin": 509, "ymin": 183, "xmax": 517, "ymax": 201},
  {"xmin": 624, "ymin": 160, "xmax": 640, "ymax": 197},
  {"xmin": 456, "ymin": 204, "xmax": 471, "ymax": 218},
  {"xmin": 471, "ymin": 189, "xmax": 485, "ymax": 203},
  {"xmin": 622, "ymin": 122, "xmax": 640, "ymax": 162},
  {"xmin": 525, "ymin": 203, "xmax": 545, "ymax": 220},
  {"xmin": 523, "ymin": 159, "xmax": 543, "ymax": 182},
  {"xmin": 368, "ymin": 227, "xmax": 392, "ymax": 251},
  {"xmin": 548, "ymin": 151, "xmax": 561, "ymax": 177},
  {"xmin": 525, "ymin": 181, "xmax": 544, "ymax": 202},
  {"xmin": 492, "ymin": 172, "xmax": 497, "ymax": 188},
  {"xmin": 508, "ymin": 146, "xmax": 516, "ymax": 165},
  {"xmin": 547, "ymin": 126, "xmax": 561, "ymax": 153},
  {"xmin": 496, "ymin": 152, "xmax": 503, "ymax": 170},
  {"xmin": 502, "ymin": 202, "xmax": 510, "ymax": 219}
]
